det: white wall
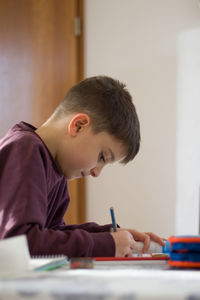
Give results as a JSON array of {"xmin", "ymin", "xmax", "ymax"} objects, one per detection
[
  {"xmin": 85, "ymin": 0, "xmax": 200, "ymax": 237},
  {"xmin": 176, "ymin": 28, "xmax": 200, "ymax": 235}
]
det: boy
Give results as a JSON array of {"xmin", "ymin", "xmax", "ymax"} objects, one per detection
[{"xmin": 0, "ymin": 76, "xmax": 164, "ymax": 257}]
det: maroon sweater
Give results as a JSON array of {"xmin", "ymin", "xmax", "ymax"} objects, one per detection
[{"xmin": 0, "ymin": 122, "xmax": 115, "ymax": 257}]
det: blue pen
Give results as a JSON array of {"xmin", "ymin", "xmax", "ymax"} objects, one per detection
[{"xmin": 110, "ymin": 206, "xmax": 117, "ymax": 232}]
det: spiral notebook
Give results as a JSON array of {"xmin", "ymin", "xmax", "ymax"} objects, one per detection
[{"xmin": 30, "ymin": 256, "xmax": 67, "ymax": 271}]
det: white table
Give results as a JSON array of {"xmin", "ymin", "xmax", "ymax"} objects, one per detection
[{"xmin": 0, "ymin": 260, "xmax": 200, "ymax": 300}]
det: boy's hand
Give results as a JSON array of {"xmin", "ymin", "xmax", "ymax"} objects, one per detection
[
  {"xmin": 117, "ymin": 228, "xmax": 165, "ymax": 253},
  {"xmin": 110, "ymin": 230, "xmax": 138, "ymax": 257}
]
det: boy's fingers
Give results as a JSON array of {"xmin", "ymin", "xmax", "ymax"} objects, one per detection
[
  {"xmin": 117, "ymin": 228, "xmax": 166, "ymax": 253},
  {"xmin": 128, "ymin": 229, "xmax": 165, "ymax": 246},
  {"xmin": 142, "ymin": 235, "xmax": 151, "ymax": 253},
  {"xmin": 127, "ymin": 230, "xmax": 151, "ymax": 252},
  {"xmin": 145, "ymin": 232, "xmax": 165, "ymax": 245}
]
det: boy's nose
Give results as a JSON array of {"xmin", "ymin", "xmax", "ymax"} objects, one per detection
[{"xmin": 90, "ymin": 166, "xmax": 102, "ymax": 177}]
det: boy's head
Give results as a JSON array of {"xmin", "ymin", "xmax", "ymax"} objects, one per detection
[{"xmin": 53, "ymin": 76, "xmax": 140, "ymax": 164}]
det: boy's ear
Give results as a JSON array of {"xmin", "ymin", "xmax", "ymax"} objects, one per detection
[{"xmin": 68, "ymin": 113, "xmax": 90, "ymax": 137}]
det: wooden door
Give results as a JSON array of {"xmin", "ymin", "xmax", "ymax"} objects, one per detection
[{"xmin": 0, "ymin": 0, "xmax": 85, "ymax": 224}]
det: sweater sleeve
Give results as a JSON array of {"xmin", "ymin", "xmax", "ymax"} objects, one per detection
[
  {"xmin": 0, "ymin": 133, "xmax": 115, "ymax": 258},
  {"xmin": 26, "ymin": 225, "xmax": 115, "ymax": 257},
  {"xmin": 59, "ymin": 222, "xmax": 114, "ymax": 233}
]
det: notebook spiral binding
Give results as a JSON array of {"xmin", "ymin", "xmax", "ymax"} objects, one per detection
[{"xmin": 31, "ymin": 254, "xmax": 67, "ymax": 259}]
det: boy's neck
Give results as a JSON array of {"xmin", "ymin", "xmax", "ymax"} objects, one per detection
[{"xmin": 35, "ymin": 119, "xmax": 65, "ymax": 159}]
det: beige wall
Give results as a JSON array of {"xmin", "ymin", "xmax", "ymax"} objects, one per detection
[{"xmin": 85, "ymin": 0, "xmax": 200, "ymax": 237}]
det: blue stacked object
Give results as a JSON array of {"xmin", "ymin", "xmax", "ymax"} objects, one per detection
[{"xmin": 168, "ymin": 235, "xmax": 200, "ymax": 268}]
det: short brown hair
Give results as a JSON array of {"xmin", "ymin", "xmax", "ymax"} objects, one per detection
[{"xmin": 53, "ymin": 76, "xmax": 140, "ymax": 163}]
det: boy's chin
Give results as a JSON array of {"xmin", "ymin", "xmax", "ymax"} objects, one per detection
[
  {"xmin": 66, "ymin": 174, "xmax": 82, "ymax": 181},
  {"xmin": 65, "ymin": 170, "xmax": 87, "ymax": 180}
]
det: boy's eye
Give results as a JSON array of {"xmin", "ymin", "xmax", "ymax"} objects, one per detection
[{"xmin": 99, "ymin": 153, "xmax": 106, "ymax": 163}]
